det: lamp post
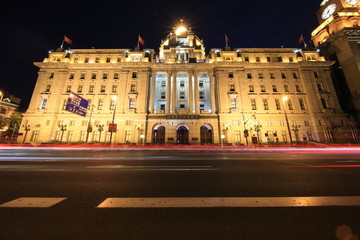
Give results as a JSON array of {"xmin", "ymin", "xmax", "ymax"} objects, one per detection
[
  {"xmin": 109, "ymin": 96, "xmax": 117, "ymax": 145},
  {"xmin": 96, "ymin": 124, "xmax": 104, "ymax": 143},
  {"xmin": 292, "ymin": 124, "xmax": 301, "ymax": 143},
  {"xmin": 253, "ymin": 124, "xmax": 262, "ymax": 144},
  {"xmin": 282, "ymin": 96, "xmax": 293, "ymax": 144},
  {"xmin": 222, "ymin": 124, "xmax": 229, "ymax": 145},
  {"xmin": 58, "ymin": 124, "xmax": 67, "ymax": 143},
  {"xmin": 221, "ymin": 134, "xmax": 226, "ymax": 148},
  {"xmin": 137, "ymin": 124, "xmax": 144, "ymax": 145},
  {"xmin": 242, "ymin": 114, "xmax": 256, "ymax": 145},
  {"xmin": 22, "ymin": 124, "xmax": 30, "ymax": 144},
  {"xmin": 85, "ymin": 104, "xmax": 95, "ymax": 143}
]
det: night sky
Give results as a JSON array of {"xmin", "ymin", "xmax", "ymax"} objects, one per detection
[{"xmin": 2, "ymin": 0, "xmax": 321, "ymax": 111}]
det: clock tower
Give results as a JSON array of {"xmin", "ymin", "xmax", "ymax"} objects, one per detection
[{"xmin": 312, "ymin": 0, "xmax": 360, "ymax": 118}]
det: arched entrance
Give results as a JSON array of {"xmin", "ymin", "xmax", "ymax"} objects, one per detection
[
  {"xmin": 176, "ymin": 125, "xmax": 189, "ymax": 144},
  {"xmin": 153, "ymin": 125, "xmax": 165, "ymax": 144},
  {"xmin": 200, "ymin": 125, "xmax": 213, "ymax": 145}
]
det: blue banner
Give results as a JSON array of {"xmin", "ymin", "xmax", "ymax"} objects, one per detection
[{"xmin": 65, "ymin": 92, "xmax": 88, "ymax": 117}]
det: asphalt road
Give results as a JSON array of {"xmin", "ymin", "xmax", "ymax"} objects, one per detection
[{"xmin": 0, "ymin": 148, "xmax": 359, "ymax": 240}]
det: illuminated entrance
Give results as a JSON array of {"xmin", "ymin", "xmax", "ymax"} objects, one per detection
[
  {"xmin": 200, "ymin": 125, "xmax": 213, "ymax": 144},
  {"xmin": 153, "ymin": 125, "xmax": 165, "ymax": 144},
  {"xmin": 176, "ymin": 125, "xmax": 189, "ymax": 144}
]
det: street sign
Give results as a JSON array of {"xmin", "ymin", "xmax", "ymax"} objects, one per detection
[
  {"xmin": 65, "ymin": 92, "xmax": 88, "ymax": 117},
  {"xmin": 108, "ymin": 123, "xmax": 117, "ymax": 132}
]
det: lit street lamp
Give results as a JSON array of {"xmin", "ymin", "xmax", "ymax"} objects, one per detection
[
  {"xmin": 22, "ymin": 124, "xmax": 30, "ymax": 144},
  {"xmin": 137, "ymin": 124, "xmax": 145, "ymax": 145},
  {"xmin": 109, "ymin": 96, "xmax": 117, "ymax": 145},
  {"xmin": 282, "ymin": 96, "xmax": 293, "ymax": 144},
  {"xmin": 58, "ymin": 124, "xmax": 67, "ymax": 143},
  {"xmin": 96, "ymin": 124, "xmax": 104, "ymax": 143}
]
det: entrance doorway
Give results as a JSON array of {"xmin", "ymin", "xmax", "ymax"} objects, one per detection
[
  {"xmin": 153, "ymin": 125, "xmax": 165, "ymax": 144},
  {"xmin": 200, "ymin": 125, "xmax": 213, "ymax": 144},
  {"xmin": 176, "ymin": 126, "xmax": 189, "ymax": 144}
]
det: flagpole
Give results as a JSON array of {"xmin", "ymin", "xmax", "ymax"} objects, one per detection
[
  {"xmin": 60, "ymin": 36, "xmax": 65, "ymax": 49},
  {"xmin": 225, "ymin": 34, "xmax": 228, "ymax": 47},
  {"xmin": 137, "ymin": 34, "xmax": 140, "ymax": 48}
]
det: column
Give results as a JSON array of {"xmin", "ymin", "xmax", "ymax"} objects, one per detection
[
  {"xmin": 166, "ymin": 72, "xmax": 171, "ymax": 114},
  {"xmin": 148, "ymin": 72, "xmax": 156, "ymax": 114},
  {"xmin": 171, "ymin": 72, "xmax": 177, "ymax": 113},
  {"xmin": 210, "ymin": 73, "xmax": 216, "ymax": 114},
  {"xmin": 188, "ymin": 71, "xmax": 194, "ymax": 113},
  {"xmin": 194, "ymin": 73, "xmax": 200, "ymax": 114}
]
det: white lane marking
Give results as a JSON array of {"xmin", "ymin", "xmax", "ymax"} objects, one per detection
[
  {"xmin": 0, "ymin": 197, "xmax": 67, "ymax": 208},
  {"xmin": 97, "ymin": 196, "xmax": 360, "ymax": 208},
  {"xmin": 86, "ymin": 165, "xmax": 213, "ymax": 169}
]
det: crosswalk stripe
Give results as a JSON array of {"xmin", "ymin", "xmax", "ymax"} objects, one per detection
[
  {"xmin": 0, "ymin": 197, "xmax": 67, "ymax": 208},
  {"xmin": 97, "ymin": 196, "xmax": 360, "ymax": 208}
]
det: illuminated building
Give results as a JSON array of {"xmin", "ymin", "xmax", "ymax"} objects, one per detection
[
  {"xmin": 0, "ymin": 92, "xmax": 21, "ymax": 138},
  {"xmin": 19, "ymin": 24, "xmax": 355, "ymax": 145},
  {"xmin": 312, "ymin": 0, "xmax": 360, "ymax": 119}
]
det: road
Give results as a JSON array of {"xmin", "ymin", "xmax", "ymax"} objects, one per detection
[{"xmin": 0, "ymin": 147, "xmax": 359, "ymax": 240}]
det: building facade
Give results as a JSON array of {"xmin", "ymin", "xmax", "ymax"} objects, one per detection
[
  {"xmin": 19, "ymin": 25, "xmax": 356, "ymax": 145},
  {"xmin": 311, "ymin": 0, "xmax": 360, "ymax": 118}
]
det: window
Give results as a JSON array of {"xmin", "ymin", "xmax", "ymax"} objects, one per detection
[
  {"xmin": 270, "ymin": 72, "xmax": 275, "ymax": 79},
  {"xmin": 259, "ymin": 73, "xmax": 264, "ymax": 79},
  {"xmin": 244, "ymin": 56, "xmax": 249, "ymax": 62},
  {"xmin": 267, "ymin": 57, "xmax": 271, "ymax": 62},
  {"xmin": 112, "ymin": 85, "xmax": 118, "ymax": 93},
  {"xmin": 106, "ymin": 57, "xmax": 111, "ymax": 63},
  {"xmin": 62, "ymin": 99, "xmax": 67, "ymax": 110},
  {"xmin": 49, "ymin": 72, "xmax": 54, "ymax": 79},
  {"xmin": 130, "ymin": 84, "xmax": 136, "ymax": 92},
  {"xmin": 180, "ymin": 104, "xmax": 185, "ymax": 108},
  {"xmin": 200, "ymin": 104, "xmax": 205, "ymax": 110},
  {"xmin": 69, "ymin": 73, "xmax": 74, "ymax": 79},
  {"xmin": 180, "ymin": 92, "xmax": 185, "ymax": 99},
  {"xmin": 289, "ymin": 57, "xmax": 294, "ymax": 62},
  {"xmin": 229, "ymin": 72, "xmax": 234, "ymax": 78},
  {"xmin": 89, "ymin": 85, "xmax": 94, "ymax": 93},
  {"xmin": 272, "ymin": 85, "xmax": 278, "ymax": 92},
  {"xmin": 317, "ymin": 83, "xmax": 324, "ymax": 91},
  {"xmin": 30, "ymin": 131, "xmax": 40, "ymax": 141},
  {"xmin": 199, "ymin": 81, "xmax": 204, "ymax": 88},
  {"xmin": 110, "ymin": 99, "xmax": 116, "ymax": 110},
  {"xmin": 80, "ymin": 73, "xmax": 85, "ymax": 79},
  {"xmin": 275, "ymin": 99, "xmax": 281, "ymax": 110},
  {"xmin": 125, "ymin": 130, "xmax": 131, "ymax": 142},
  {"xmin": 260, "ymin": 85, "xmax": 266, "ymax": 92},
  {"xmin": 235, "ymin": 130, "xmax": 241, "ymax": 143},
  {"xmin": 247, "ymin": 73, "xmax": 252, "ymax": 79},
  {"xmin": 95, "ymin": 57, "xmax": 100, "ymax": 63},
  {"xmin": 278, "ymin": 57, "xmax": 283, "ymax": 62},
  {"xmin": 199, "ymin": 92, "xmax": 204, "ymax": 99},
  {"xmin": 256, "ymin": 57, "xmax": 260, "ymax": 62},
  {"xmin": 292, "ymin": 72, "xmax": 299, "ymax": 79},
  {"xmin": 91, "ymin": 73, "xmax": 97, "ymax": 79},
  {"xmin": 249, "ymin": 85, "xmax": 254, "ymax": 92},
  {"xmin": 103, "ymin": 73, "xmax": 108, "ymax": 79},
  {"xmin": 251, "ymin": 99, "xmax": 257, "ymax": 110},
  {"xmin": 304, "ymin": 120, "xmax": 310, "ymax": 126},
  {"xmin": 77, "ymin": 85, "xmax": 83, "ymax": 93},
  {"xmin": 281, "ymin": 72, "xmax": 287, "ymax": 79},
  {"xmin": 161, "ymin": 81, "xmax": 166, "ymax": 88},
  {"xmin": 100, "ymin": 85, "xmax": 106, "ymax": 93},
  {"xmin": 98, "ymin": 99, "xmax": 104, "ymax": 110},
  {"xmin": 40, "ymin": 98, "xmax": 48, "ymax": 109},
  {"xmin": 284, "ymin": 84, "xmax": 290, "ymax": 92},
  {"xmin": 321, "ymin": 97, "xmax": 328, "ymax": 108},
  {"xmin": 263, "ymin": 99, "xmax": 269, "ymax": 110},
  {"xmin": 160, "ymin": 104, "xmax": 166, "ymax": 110},
  {"xmin": 85, "ymin": 57, "xmax": 89, "ymax": 63},
  {"xmin": 313, "ymin": 71, "xmax": 320, "ymax": 78},
  {"xmin": 287, "ymin": 99, "xmax": 293, "ymax": 110},
  {"xmin": 114, "ymin": 73, "xmax": 119, "ymax": 79},
  {"xmin": 231, "ymin": 98, "xmax": 237, "ymax": 109},
  {"xmin": 129, "ymin": 99, "xmax": 135, "ymax": 109},
  {"xmin": 45, "ymin": 84, "xmax": 51, "ymax": 92},
  {"xmin": 295, "ymin": 84, "xmax": 302, "ymax": 92},
  {"xmin": 161, "ymin": 92, "xmax": 166, "ymax": 99},
  {"xmin": 132, "ymin": 72, "xmax": 137, "ymax": 78},
  {"xmin": 180, "ymin": 81, "xmax": 185, "ymax": 87},
  {"xmin": 66, "ymin": 85, "xmax": 72, "ymax": 92},
  {"xmin": 229, "ymin": 83, "xmax": 235, "ymax": 91},
  {"xmin": 299, "ymin": 99, "xmax": 306, "ymax": 110}
]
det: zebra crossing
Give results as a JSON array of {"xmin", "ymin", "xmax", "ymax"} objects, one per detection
[{"xmin": 1, "ymin": 196, "xmax": 360, "ymax": 208}]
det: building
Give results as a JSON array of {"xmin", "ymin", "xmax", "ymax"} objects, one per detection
[
  {"xmin": 19, "ymin": 24, "xmax": 356, "ymax": 145},
  {"xmin": 311, "ymin": 0, "xmax": 360, "ymax": 119},
  {"xmin": 0, "ymin": 91, "xmax": 21, "ymax": 141}
]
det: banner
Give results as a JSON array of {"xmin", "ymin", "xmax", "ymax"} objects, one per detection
[{"xmin": 65, "ymin": 92, "xmax": 88, "ymax": 117}]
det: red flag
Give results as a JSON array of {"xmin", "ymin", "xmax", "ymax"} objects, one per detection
[
  {"xmin": 225, "ymin": 34, "xmax": 229, "ymax": 46},
  {"xmin": 298, "ymin": 34, "xmax": 304, "ymax": 45},
  {"xmin": 64, "ymin": 35, "xmax": 73, "ymax": 45},
  {"xmin": 138, "ymin": 35, "xmax": 145, "ymax": 46}
]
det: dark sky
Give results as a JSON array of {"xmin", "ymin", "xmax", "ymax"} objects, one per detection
[{"xmin": 2, "ymin": 0, "xmax": 321, "ymax": 111}]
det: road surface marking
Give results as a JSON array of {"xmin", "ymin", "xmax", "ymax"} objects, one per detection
[
  {"xmin": 97, "ymin": 196, "xmax": 360, "ymax": 208},
  {"xmin": 0, "ymin": 197, "xmax": 67, "ymax": 208}
]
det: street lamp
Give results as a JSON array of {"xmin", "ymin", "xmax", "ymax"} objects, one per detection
[
  {"xmin": 96, "ymin": 124, "xmax": 104, "ymax": 143},
  {"xmin": 221, "ymin": 134, "xmax": 226, "ymax": 148},
  {"xmin": 58, "ymin": 124, "xmax": 67, "ymax": 143},
  {"xmin": 282, "ymin": 96, "xmax": 293, "ymax": 144},
  {"xmin": 22, "ymin": 124, "xmax": 30, "ymax": 144},
  {"xmin": 292, "ymin": 124, "xmax": 301, "ymax": 143},
  {"xmin": 137, "ymin": 124, "xmax": 144, "ymax": 145},
  {"xmin": 222, "ymin": 124, "xmax": 229, "ymax": 145},
  {"xmin": 242, "ymin": 114, "xmax": 256, "ymax": 145},
  {"xmin": 109, "ymin": 96, "xmax": 117, "ymax": 145}
]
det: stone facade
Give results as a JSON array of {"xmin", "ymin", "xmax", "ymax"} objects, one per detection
[{"xmin": 19, "ymin": 25, "xmax": 356, "ymax": 144}]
